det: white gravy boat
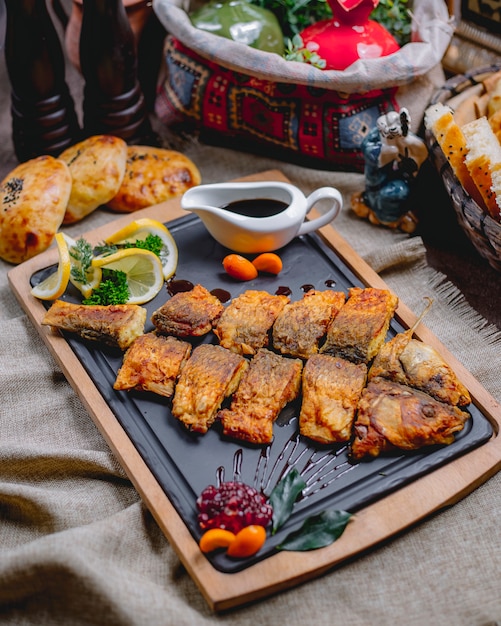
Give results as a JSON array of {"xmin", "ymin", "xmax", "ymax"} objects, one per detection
[{"xmin": 181, "ymin": 181, "xmax": 343, "ymax": 253}]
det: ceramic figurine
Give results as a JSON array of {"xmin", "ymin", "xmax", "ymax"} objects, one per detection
[
  {"xmin": 351, "ymin": 109, "xmax": 428, "ymax": 233},
  {"xmin": 299, "ymin": 0, "xmax": 400, "ymax": 71}
]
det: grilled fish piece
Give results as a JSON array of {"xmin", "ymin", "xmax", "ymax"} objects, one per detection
[
  {"xmin": 214, "ymin": 290, "xmax": 289, "ymax": 355},
  {"xmin": 151, "ymin": 283, "xmax": 224, "ymax": 337},
  {"xmin": 172, "ymin": 343, "xmax": 248, "ymax": 433},
  {"xmin": 114, "ymin": 332, "xmax": 192, "ymax": 397},
  {"xmin": 272, "ymin": 289, "xmax": 346, "ymax": 359},
  {"xmin": 218, "ymin": 348, "xmax": 303, "ymax": 445},
  {"xmin": 299, "ymin": 354, "xmax": 367, "ymax": 444},
  {"xmin": 350, "ymin": 377, "xmax": 470, "ymax": 461},
  {"xmin": 41, "ymin": 299, "xmax": 146, "ymax": 350},
  {"xmin": 368, "ymin": 329, "xmax": 471, "ymax": 407},
  {"xmin": 320, "ymin": 287, "xmax": 398, "ymax": 364}
]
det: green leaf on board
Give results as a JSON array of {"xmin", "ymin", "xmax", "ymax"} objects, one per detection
[
  {"xmin": 269, "ymin": 468, "xmax": 306, "ymax": 535},
  {"xmin": 277, "ymin": 509, "xmax": 353, "ymax": 551}
]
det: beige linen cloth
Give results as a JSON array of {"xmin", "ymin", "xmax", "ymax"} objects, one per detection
[{"xmin": 1, "ymin": 136, "xmax": 501, "ymax": 625}]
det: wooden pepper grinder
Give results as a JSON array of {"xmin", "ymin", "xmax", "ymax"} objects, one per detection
[
  {"xmin": 79, "ymin": 0, "xmax": 155, "ymax": 144},
  {"xmin": 4, "ymin": 0, "xmax": 81, "ymax": 162}
]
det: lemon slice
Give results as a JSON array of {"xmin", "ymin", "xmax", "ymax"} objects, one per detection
[
  {"xmin": 92, "ymin": 248, "xmax": 164, "ymax": 304},
  {"xmin": 105, "ymin": 218, "xmax": 178, "ymax": 280},
  {"xmin": 30, "ymin": 232, "xmax": 71, "ymax": 300},
  {"xmin": 65, "ymin": 234, "xmax": 103, "ymax": 299}
]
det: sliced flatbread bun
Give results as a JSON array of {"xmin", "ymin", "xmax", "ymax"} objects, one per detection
[
  {"xmin": 60, "ymin": 134, "xmax": 128, "ymax": 223},
  {"xmin": 462, "ymin": 116, "xmax": 501, "ymax": 221},
  {"xmin": 0, "ymin": 155, "xmax": 71, "ymax": 264},
  {"xmin": 424, "ymin": 103, "xmax": 486, "ymax": 210},
  {"xmin": 107, "ymin": 146, "xmax": 202, "ymax": 213}
]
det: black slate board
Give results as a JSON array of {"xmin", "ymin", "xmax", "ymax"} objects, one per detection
[{"xmin": 31, "ymin": 214, "xmax": 494, "ymax": 573}]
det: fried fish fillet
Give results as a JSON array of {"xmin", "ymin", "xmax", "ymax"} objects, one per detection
[
  {"xmin": 368, "ymin": 329, "xmax": 471, "ymax": 407},
  {"xmin": 41, "ymin": 300, "xmax": 146, "ymax": 350},
  {"xmin": 320, "ymin": 287, "xmax": 398, "ymax": 364},
  {"xmin": 113, "ymin": 332, "xmax": 192, "ymax": 397},
  {"xmin": 214, "ymin": 290, "xmax": 289, "ymax": 355},
  {"xmin": 218, "ymin": 348, "xmax": 303, "ymax": 444},
  {"xmin": 350, "ymin": 377, "xmax": 470, "ymax": 461},
  {"xmin": 299, "ymin": 354, "xmax": 367, "ymax": 444},
  {"xmin": 171, "ymin": 343, "xmax": 248, "ymax": 433},
  {"xmin": 151, "ymin": 283, "xmax": 224, "ymax": 337},
  {"xmin": 272, "ymin": 290, "xmax": 346, "ymax": 359}
]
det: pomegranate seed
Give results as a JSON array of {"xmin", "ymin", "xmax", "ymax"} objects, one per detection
[{"xmin": 196, "ymin": 481, "xmax": 273, "ymax": 534}]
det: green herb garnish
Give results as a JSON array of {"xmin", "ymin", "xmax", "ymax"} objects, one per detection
[
  {"xmin": 370, "ymin": 0, "xmax": 412, "ymax": 47},
  {"xmin": 69, "ymin": 237, "xmax": 94, "ymax": 284},
  {"xmin": 94, "ymin": 234, "xmax": 164, "ymax": 259},
  {"xmin": 270, "ymin": 468, "xmax": 306, "ymax": 534},
  {"xmin": 284, "ymin": 34, "xmax": 326, "ymax": 68},
  {"xmin": 277, "ymin": 509, "xmax": 352, "ymax": 551},
  {"xmin": 82, "ymin": 269, "xmax": 129, "ymax": 305},
  {"xmin": 253, "ymin": 0, "xmax": 332, "ymax": 39},
  {"xmin": 268, "ymin": 469, "xmax": 352, "ymax": 551}
]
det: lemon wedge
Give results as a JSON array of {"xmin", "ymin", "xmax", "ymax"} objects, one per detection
[
  {"xmin": 92, "ymin": 247, "xmax": 164, "ymax": 304},
  {"xmin": 30, "ymin": 232, "xmax": 71, "ymax": 300},
  {"xmin": 105, "ymin": 218, "xmax": 178, "ymax": 280},
  {"xmin": 64, "ymin": 234, "xmax": 103, "ymax": 299}
]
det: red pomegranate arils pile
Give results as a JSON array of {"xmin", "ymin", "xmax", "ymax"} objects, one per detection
[{"xmin": 197, "ymin": 481, "xmax": 273, "ymax": 534}]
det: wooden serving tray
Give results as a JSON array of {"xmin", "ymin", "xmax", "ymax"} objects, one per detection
[{"xmin": 8, "ymin": 170, "xmax": 501, "ymax": 612}]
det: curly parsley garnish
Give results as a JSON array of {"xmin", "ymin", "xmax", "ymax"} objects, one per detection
[{"xmin": 82, "ymin": 269, "xmax": 130, "ymax": 306}]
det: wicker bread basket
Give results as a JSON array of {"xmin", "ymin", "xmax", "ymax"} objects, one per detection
[{"xmin": 425, "ymin": 64, "xmax": 501, "ymax": 273}]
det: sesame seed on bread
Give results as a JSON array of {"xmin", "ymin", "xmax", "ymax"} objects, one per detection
[{"xmin": 462, "ymin": 116, "xmax": 501, "ymax": 221}]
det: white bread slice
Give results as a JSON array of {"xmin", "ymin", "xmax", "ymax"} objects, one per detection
[
  {"xmin": 462, "ymin": 116, "xmax": 501, "ymax": 221},
  {"xmin": 490, "ymin": 168, "xmax": 501, "ymax": 221},
  {"xmin": 424, "ymin": 103, "xmax": 486, "ymax": 210}
]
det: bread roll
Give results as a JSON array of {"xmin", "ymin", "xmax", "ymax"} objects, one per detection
[
  {"xmin": 462, "ymin": 116, "xmax": 501, "ymax": 221},
  {"xmin": 107, "ymin": 146, "xmax": 202, "ymax": 213},
  {"xmin": 0, "ymin": 155, "xmax": 71, "ymax": 264},
  {"xmin": 424, "ymin": 103, "xmax": 487, "ymax": 211},
  {"xmin": 59, "ymin": 135, "xmax": 128, "ymax": 223}
]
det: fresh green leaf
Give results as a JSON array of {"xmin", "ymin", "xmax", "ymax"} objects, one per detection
[
  {"xmin": 69, "ymin": 237, "xmax": 94, "ymax": 284},
  {"xmin": 270, "ymin": 468, "xmax": 306, "ymax": 534},
  {"xmin": 253, "ymin": 0, "xmax": 332, "ymax": 39},
  {"xmin": 284, "ymin": 35, "xmax": 326, "ymax": 68},
  {"xmin": 369, "ymin": 0, "xmax": 412, "ymax": 47},
  {"xmin": 82, "ymin": 269, "xmax": 129, "ymax": 305},
  {"xmin": 277, "ymin": 509, "xmax": 352, "ymax": 551}
]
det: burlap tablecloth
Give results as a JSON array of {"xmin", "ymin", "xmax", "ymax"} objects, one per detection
[
  {"xmin": 1, "ymin": 1, "xmax": 500, "ymax": 615},
  {"xmin": 1, "ymin": 136, "xmax": 501, "ymax": 625}
]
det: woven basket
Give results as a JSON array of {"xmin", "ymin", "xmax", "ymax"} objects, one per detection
[{"xmin": 425, "ymin": 64, "xmax": 501, "ymax": 273}]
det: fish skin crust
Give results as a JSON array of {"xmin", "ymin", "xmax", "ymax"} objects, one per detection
[
  {"xmin": 172, "ymin": 343, "xmax": 248, "ymax": 433},
  {"xmin": 151, "ymin": 283, "xmax": 224, "ymax": 337},
  {"xmin": 273, "ymin": 289, "xmax": 346, "ymax": 359},
  {"xmin": 41, "ymin": 299, "xmax": 146, "ymax": 350},
  {"xmin": 214, "ymin": 290, "xmax": 289, "ymax": 355},
  {"xmin": 218, "ymin": 348, "xmax": 303, "ymax": 444},
  {"xmin": 350, "ymin": 377, "xmax": 470, "ymax": 461},
  {"xmin": 114, "ymin": 332, "xmax": 192, "ymax": 397},
  {"xmin": 299, "ymin": 354, "xmax": 367, "ymax": 444},
  {"xmin": 369, "ymin": 331, "xmax": 471, "ymax": 407},
  {"xmin": 321, "ymin": 287, "xmax": 398, "ymax": 364}
]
